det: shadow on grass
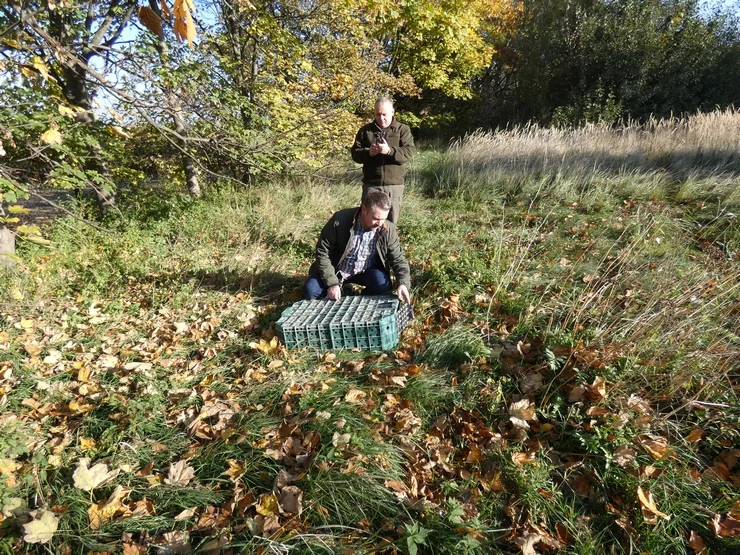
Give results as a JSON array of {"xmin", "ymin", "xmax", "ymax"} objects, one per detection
[{"xmin": 186, "ymin": 269, "xmax": 305, "ymax": 299}]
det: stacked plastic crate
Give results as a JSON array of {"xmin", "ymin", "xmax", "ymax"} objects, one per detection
[{"xmin": 276, "ymin": 295, "xmax": 413, "ymax": 350}]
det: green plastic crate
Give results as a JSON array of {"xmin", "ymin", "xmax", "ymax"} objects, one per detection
[{"xmin": 276, "ymin": 295, "xmax": 413, "ymax": 350}]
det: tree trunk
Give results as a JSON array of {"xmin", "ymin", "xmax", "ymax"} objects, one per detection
[
  {"xmin": 62, "ymin": 60, "xmax": 117, "ymax": 211},
  {"xmin": 150, "ymin": 0, "xmax": 201, "ymax": 198},
  {"xmin": 169, "ymin": 91, "xmax": 201, "ymax": 197},
  {"xmin": 0, "ymin": 226, "xmax": 15, "ymax": 270}
]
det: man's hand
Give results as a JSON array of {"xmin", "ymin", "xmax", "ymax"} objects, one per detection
[
  {"xmin": 369, "ymin": 141, "xmax": 390, "ymax": 157},
  {"xmin": 397, "ymin": 285, "xmax": 411, "ymax": 304},
  {"xmin": 327, "ymin": 284, "xmax": 342, "ymax": 301}
]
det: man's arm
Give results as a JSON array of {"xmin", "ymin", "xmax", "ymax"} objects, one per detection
[
  {"xmin": 387, "ymin": 124, "xmax": 415, "ymax": 163},
  {"xmin": 315, "ymin": 217, "xmax": 340, "ymax": 288},
  {"xmin": 351, "ymin": 127, "xmax": 370, "ymax": 164}
]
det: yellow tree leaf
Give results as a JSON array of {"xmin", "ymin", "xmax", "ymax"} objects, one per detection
[
  {"xmin": 31, "ymin": 56, "xmax": 51, "ymax": 81},
  {"xmin": 58, "ymin": 104, "xmax": 76, "ymax": 118},
  {"xmin": 73, "ymin": 458, "xmax": 119, "ymax": 491},
  {"xmin": 22, "ymin": 510, "xmax": 59, "ymax": 543},
  {"xmin": 40, "ymin": 128, "xmax": 63, "ymax": 145},
  {"xmin": 173, "ymin": 0, "xmax": 197, "ymax": 47}
]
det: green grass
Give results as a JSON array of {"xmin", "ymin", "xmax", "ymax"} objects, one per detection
[{"xmin": 1, "ymin": 127, "xmax": 739, "ymax": 553}]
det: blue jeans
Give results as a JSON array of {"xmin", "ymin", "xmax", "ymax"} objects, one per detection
[{"xmin": 304, "ymin": 267, "xmax": 392, "ymax": 300}]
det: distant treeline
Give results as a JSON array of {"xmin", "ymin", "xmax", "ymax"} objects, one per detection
[
  {"xmin": 411, "ymin": 0, "xmax": 740, "ymax": 135},
  {"xmin": 1, "ymin": 0, "xmax": 739, "ymax": 205}
]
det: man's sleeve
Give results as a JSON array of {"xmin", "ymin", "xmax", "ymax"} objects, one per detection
[
  {"xmin": 351, "ymin": 128, "xmax": 369, "ymax": 164},
  {"xmin": 389, "ymin": 124, "xmax": 415, "ymax": 163},
  {"xmin": 315, "ymin": 217, "xmax": 340, "ymax": 288},
  {"xmin": 385, "ymin": 227, "xmax": 411, "ymax": 290}
]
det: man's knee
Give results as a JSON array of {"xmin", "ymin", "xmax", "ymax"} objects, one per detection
[
  {"xmin": 304, "ymin": 275, "xmax": 325, "ymax": 300},
  {"xmin": 364, "ymin": 268, "xmax": 392, "ymax": 295}
]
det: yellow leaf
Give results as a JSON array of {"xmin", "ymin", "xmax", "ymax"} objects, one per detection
[
  {"xmin": 79, "ymin": 437, "xmax": 97, "ymax": 451},
  {"xmin": 40, "ymin": 128, "xmax": 62, "ymax": 146},
  {"xmin": 31, "ymin": 56, "xmax": 51, "ymax": 81},
  {"xmin": 58, "ymin": 105, "xmax": 76, "ymax": 118},
  {"xmin": 88, "ymin": 485, "xmax": 129, "ymax": 530},
  {"xmin": 173, "ymin": 0, "xmax": 197, "ymax": 47},
  {"xmin": 20, "ymin": 66, "xmax": 36, "ymax": 80},
  {"xmin": 10, "ymin": 288, "xmax": 23, "ymax": 301},
  {"xmin": 23, "ymin": 510, "xmax": 59, "ymax": 543},
  {"xmin": 7, "ymin": 205, "xmax": 30, "ymax": 214},
  {"xmin": 344, "ymin": 388, "xmax": 366, "ymax": 404},
  {"xmin": 637, "ymin": 486, "xmax": 671, "ymax": 524},
  {"xmin": 222, "ymin": 459, "xmax": 245, "ymax": 481},
  {"xmin": 256, "ymin": 492, "xmax": 279, "ymax": 516},
  {"xmin": 107, "ymin": 125, "xmax": 132, "ymax": 139}
]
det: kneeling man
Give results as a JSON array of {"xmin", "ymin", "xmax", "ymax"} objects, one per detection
[{"xmin": 304, "ymin": 190, "xmax": 411, "ymax": 303}]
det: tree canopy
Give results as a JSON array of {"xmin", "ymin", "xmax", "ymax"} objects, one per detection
[{"xmin": 1, "ymin": 0, "xmax": 739, "ymax": 210}]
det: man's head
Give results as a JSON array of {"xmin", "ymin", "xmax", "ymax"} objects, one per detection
[
  {"xmin": 360, "ymin": 190, "xmax": 391, "ymax": 231},
  {"xmin": 374, "ymin": 98, "xmax": 395, "ymax": 130}
]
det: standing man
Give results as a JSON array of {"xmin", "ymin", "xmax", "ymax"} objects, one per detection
[
  {"xmin": 304, "ymin": 190, "xmax": 411, "ymax": 303},
  {"xmin": 351, "ymin": 97, "xmax": 415, "ymax": 224}
]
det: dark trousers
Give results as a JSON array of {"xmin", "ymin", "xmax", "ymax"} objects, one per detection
[{"xmin": 304, "ymin": 266, "xmax": 392, "ymax": 300}]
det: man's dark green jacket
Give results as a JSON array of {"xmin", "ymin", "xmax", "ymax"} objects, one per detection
[
  {"xmin": 351, "ymin": 118, "xmax": 415, "ymax": 186},
  {"xmin": 309, "ymin": 208, "xmax": 411, "ymax": 290}
]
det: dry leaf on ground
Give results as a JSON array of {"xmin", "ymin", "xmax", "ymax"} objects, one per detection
[
  {"xmin": 635, "ymin": 434, "xmax": 673, "ymax": 460},
  {"xmin": 613, "ymin": 445, "xmax": 637, "ymax": 468},
  {"xmin": 73, "ymin": 458, "xmax": 119, "ymax": 491},
  {"xmin": 22, "ymin": 510, "xmax": 59, "ymax": 543},
  {"xmin": 637, "ymin": 486, "xmax": 671, "ymax": 524},
  {"xmin": 165, "ymin": 460, "xmax": 196, "ymax": 486}
]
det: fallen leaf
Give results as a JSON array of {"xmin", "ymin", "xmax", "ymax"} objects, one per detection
[
  {"xmin": 635, "ymin": 434, "xmax": 672, "ymax": 460},
  {"xmin": 686, "ymin": 428, "xmax": 704, "ymax": 443},
  {"xmin": 23, "ymin": 510, "xmax": 59, "ymax": 543},
  {"xmin": 512, "ymin": 452, "xmax": 537, "ymax": 466},
  {"xmin": 174, "ymin": 507, "xmax": 197, "ymax": 521},
  {"xmin": 509, "ymin": 399, "xmax": 536, "ymax": 422},
  {"xmin": 73, "ymin": 458, "xmax": 119, "ymax": 491},
  {"xmin": 613, "ymin": 445, "xmax": 637, "ymax": 468},
  {"xmin": 584, "ymin": 376, "xmax": 606, "ymax": 401},
  {"xmin": 332, "ymin": 432, "xmax": 350, "ymax": 450},
  {"xmin": 87, "ymin": 485, "xmax": 129, "ymax": 529},
  {"xmin": 688, "ymin": 530, "xmax": 707, "ymax": 554},
  {"xmin": 279, "ymin": 485, "xmax": 303, "ymax": 514},
  {"xmin": 513, "ymin": 532, "xmax": 541, "ymax": 555},
  {"xmin": 256, "ymin": 493, "xmax": 279, "ymax": 516},
  {"xmin": 165, "ymin": 460, "xmax": 196, "ymax": 486},
  {"xmin": 637, "ymin": 486, "xmax": 671, "ymax": 524},
  {"xmin": 344, "ymin": 389, "xmax": 366, "ymax": 404}
]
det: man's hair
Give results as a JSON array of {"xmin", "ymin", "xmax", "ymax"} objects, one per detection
[
  {"xmin": 375, "ymin": 97, "xmax": 394, "ymax": 109},
  {"xmin": 363, "ymin": 190, "xmax": 392, "ymax": 211}
]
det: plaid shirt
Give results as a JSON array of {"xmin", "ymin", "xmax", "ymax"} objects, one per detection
[{"xmin": 336, "ymin": 220, "xmax": 379, "ymax": 281}]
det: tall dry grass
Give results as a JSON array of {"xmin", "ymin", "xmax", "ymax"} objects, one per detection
[{"xmin": 434, "ymin": 108, "xmax": 740, "ymax": 204}]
